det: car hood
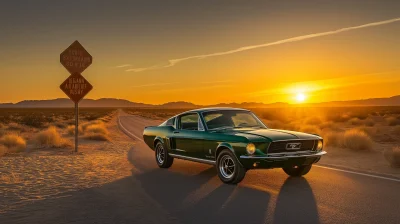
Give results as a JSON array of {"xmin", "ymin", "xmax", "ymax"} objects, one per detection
[{"xmin": 220, "ymin": 128, "xmax": 320, "ymax": 142}]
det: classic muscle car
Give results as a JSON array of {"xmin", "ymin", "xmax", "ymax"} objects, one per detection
[{"xmin": 143, "ymin": 108, "xmax": 326, "ymax": 184}]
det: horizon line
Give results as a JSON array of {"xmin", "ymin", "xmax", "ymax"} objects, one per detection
[{"xmin": 1, "ymin": 94, "xmax": 400, "ymax": 107}]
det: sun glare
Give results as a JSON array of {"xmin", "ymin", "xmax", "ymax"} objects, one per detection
[{"xmin": 296, "ymin": 93, "xmax": 306, "ymax": 102}]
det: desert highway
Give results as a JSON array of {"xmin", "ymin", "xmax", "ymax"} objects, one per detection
[{"xmin": 119, "ymin": 114, "xmax": 400, "ymax": 224}]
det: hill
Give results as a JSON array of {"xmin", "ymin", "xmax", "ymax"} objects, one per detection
[{"xmin": 0, "ymin": 95, "xmax": 400, "ymax": 108}]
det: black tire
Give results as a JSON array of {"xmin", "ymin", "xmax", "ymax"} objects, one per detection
[
  {"xmin": 155, "ymin": 142, "xmax": 174, "ymax": 168},
  {"xmin": 216, "ymin": 149, "xmax": 246, "ymax": 184},
  {"xmin": 282, "ymin": 164, "xmax": 312, "ymax": 177}
]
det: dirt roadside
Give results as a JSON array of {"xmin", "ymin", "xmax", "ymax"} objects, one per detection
[{"xmin": 0, "ymin": 115, "xmax": 177, "ymax": 224}]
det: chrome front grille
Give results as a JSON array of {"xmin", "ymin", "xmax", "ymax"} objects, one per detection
[{"xmin": 267, "ymin": 140, "xmax": 316, "ymax": 154}]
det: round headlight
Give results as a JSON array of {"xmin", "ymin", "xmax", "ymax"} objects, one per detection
[
  {"xmin": 317, "ymin": 140, "xmax": 323, "ymax": 150},
  {"xmin": 246, "ymin": 143, "xmax": 256, "ymax": 155}
]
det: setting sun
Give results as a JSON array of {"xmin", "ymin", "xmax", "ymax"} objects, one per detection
[{"xmin": 296, "ymin": 93, "xmax": 306, "ymax": 102}]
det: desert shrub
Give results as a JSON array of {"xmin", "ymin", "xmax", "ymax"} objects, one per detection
[
  {"xmin": 6, "ymin": 123, "xmax": 28, "ymax": 132},
  {"xmin": 386, "ymin": 117, "xmax": 400, "ymax": 126},
  {"xmin": 342, "ymin": 129, "xmax": 373, "ymax": 151},
  {"xmin": 67, "ymin": 125, "xmax": 83, "ymax": 136},
  {"xmin": 325, "ymin": 113, "xmax": 351, "ymax": 123},
  {"xmin": 85, "ymin": 124, "xmax": 108, "ymax": 135},
  {"xmin": 356, "ymin": 127, "xmax": 376, "ymax": 137},
  {"xmin": 353, "ymin": 113, "xmax": 368, "ymax": 120},
  {"xmin": 363, "ymin": 118, "xmax": 375, "ymax": 127},
  {"xmin": 35, "ymin": 126, "xmax": 71, "ymax": 148},
  {"xmin": 263, "ymin": 120, "xmax": 282, "ymax": 129},
  {"xmin": 20, "ymin": 115, "xmax": 45, "ymax": 128},
  {"xmin": 0, "ymin": 145, "xmax": 7, "ymax": 157},
  {"xmin": 383, "ymin": 146, "xmax": 400, "ymax": 167},
  {"xmin": 54, "ymin": 120, "xmax": 67, "ymax": 129},
  {"xmin": 80, "ymin": 120, "xmax": 104, "ymax": 132},
  {"xmin": 83, "ymin": 122, "xmax": 110, "ymax": 141},
  {"xmin": 319, "ymin": 121, "xmax": 341, "ymax": 131},
  {"xmin": 0, "ymin": 126, "xmax": 5, "ymax": 137},
  {"xmin": 323, "ymin": 132, "xmax": 343, "ymax": 147},
  {"xmin": 83, "ymin": 133, "xmax": 110, "ymax": 141},
  {"xmin": 304, "ymin": 117, "xmax": 322, "ymax": 125},
  {"xmin": 0, "ymin": 134, "xmax": 26, "ymax": 152},
  {"xmin": 393, "ymin": 126, "xmax": 400, "ymax": 136},
  {"xmin": 299, "ymin": 125, "xmax": 321, "ymax": 135},
  {"xmin": 348, "ymin": 118, "xmax": 362, "ymax": 126}
]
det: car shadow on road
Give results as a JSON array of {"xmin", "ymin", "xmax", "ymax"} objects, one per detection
[
  {"xmin": 273, "ymin": 177, "xmax": 320, "ymax": 224},
  {"xmin": 129, "ymin": 145, "xmax": 320, "ymax": 224},
  {"xmin": 135, "ymin": 167, "xmax": 272, "ymax": 224}
]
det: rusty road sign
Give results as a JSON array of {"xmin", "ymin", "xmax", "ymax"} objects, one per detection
[
  {"xmin": 60, "ymin": 40, "xmax": 93, "ymax": 153},
  {"xmin": 60, "ymin": 73, "xmax": 93, "ymax": 103},
  {"xmin": 60, "ymin": 40, "xmax": 93, "ymax": 74}
]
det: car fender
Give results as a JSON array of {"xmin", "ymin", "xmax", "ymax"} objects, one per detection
[
  {"xmin": 215, "ymin": 142, "xmax": 244, "ymax": 167},
  {"xmin": 153, "ymin": 136, "xmax": 165, "ymax": 150}
]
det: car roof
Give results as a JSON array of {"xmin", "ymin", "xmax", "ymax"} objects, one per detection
[{"xmin": 184, "ymin": 107, "xmax": 250, "ymax": 114}]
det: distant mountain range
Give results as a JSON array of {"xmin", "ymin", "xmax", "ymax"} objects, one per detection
[{"xmin": 1, "ymin": 95, "xmax": 400, "ymax": 108}]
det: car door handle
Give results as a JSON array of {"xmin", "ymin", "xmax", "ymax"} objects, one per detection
[{"xmin": 173, "ymin": 131, "xmax": 180, "ymax": 134}]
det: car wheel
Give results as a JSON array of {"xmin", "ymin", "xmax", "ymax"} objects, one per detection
[
  {"xmin": 282, "ymin": 164, "xmax": 312, "ymax": 177},
  {"xmin": 216, "ymin": 149, "xmax": 246, "ymax": 184},
  {"xmin": 155, "ymin": 142, "xmax": 174, "ymax": 168}
]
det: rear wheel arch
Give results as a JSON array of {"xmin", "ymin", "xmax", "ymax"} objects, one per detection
[{"xmin": 153, "ymin": 137, "xmax": 164, "ymax": 150}]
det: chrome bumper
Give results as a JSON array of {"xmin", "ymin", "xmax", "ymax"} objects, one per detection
[{"xmin": 240, "ymin": 151, "xmax": 327, "ymax": 159}]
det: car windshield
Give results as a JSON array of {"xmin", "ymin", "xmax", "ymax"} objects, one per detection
[{"xmin": 202, "ymin": 110, "xmax": 267, "ymax": 130}]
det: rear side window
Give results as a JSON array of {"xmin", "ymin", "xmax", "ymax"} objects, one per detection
[
  {"xmin": 179, "ymin": 113, "xmax": 199, "ymax": 130},
  {"xmin": 166, "ymin": 117, "xmax": 176, "ymax": 127}
]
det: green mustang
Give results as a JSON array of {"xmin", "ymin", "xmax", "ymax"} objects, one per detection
[{"xmin": 143, "ymin": 108, "xmax": 326, "ymax": 184}]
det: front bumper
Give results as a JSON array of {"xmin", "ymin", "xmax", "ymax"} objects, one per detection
[{"xmin": 239, "ymin": 151, "xmax": 327, "ymax": 169}]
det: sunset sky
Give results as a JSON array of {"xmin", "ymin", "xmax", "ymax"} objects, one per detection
[{"xmin": 0, "ymin": 0, "xmax": 399, "ymax": 105}]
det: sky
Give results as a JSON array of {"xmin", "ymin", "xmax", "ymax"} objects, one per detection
[{"xmin": 0, "ymin": 0, "xmax": 399, "ymax": 105}]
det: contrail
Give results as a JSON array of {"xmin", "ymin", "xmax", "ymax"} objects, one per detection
[
  {"xmin": 115, "ymin": 64, "xmax": 132, "ymax": 68},
  {"xmin": 125, "ymin": 17, "xmax": 400, "ymax": 72}
]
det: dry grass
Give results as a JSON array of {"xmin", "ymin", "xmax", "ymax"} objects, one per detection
[
  {"xmin": 342, "ymin": 129, "xmax": 373, "ymax": 151},
  {"xmin": 349, "ymin": 118, "xmax": 362, "ymax": 126},
  {"xmin": 304, "ymin": 117, "xmax": 322, "ymax": 125},
  {"xmin": 35, "ymin": 126, "xmax": 72, "ymax": 148},
  {"xmin": 86, "ymin": 124, "xmax": 109, "ymax": 135},
  {"xmin": 384, "ymin": 146, "xmax": 400, "ymax": 168},
  {"xmin": 363, "ymin": 118, "xmax": 375, "ymax": 127},
  {"xmin": 0, "ymin": 134, "xmax": 26, "ymax": 152},
  {"xmin": 393, "ymin": 126, "xmax": 400, "ymax": 136},
  {"xmin": 323, "ymin": 132, "xmax": 343, "ymax": 147},
  {"xmin": 326, "ymin": 113, "xmax": 351, "ymax": 123},
  {"xmin": 0, "ymin": 145, "xmax": 7, "ymax": 157},
  {"xmin": 386, "ymin": 116, "xmax": 400, "ymax": 126},
  {"xmin": 83, "ymin": 133, "xmax": 111, "ymax": 141},
  {"xmin": 299, "ymin": 125, "xmax": 321, "ymax": 135},
  {"xmin": 80, "ymin": 120, "xmax": 103, "ymax": 131},
  {"xmin": 323, "ymin": 129, "xmax": 374, "ymax": 151},
  {"xmin": 6, "ymin": 122, "xmax": 29, "ymax": 132},
  {"xmin": 82, "ymin": 121, "xmax": 110, "ymax": 141},
  {"xmin": 67, "ymin": 125, "xmax": 83, "ymax": 136}
]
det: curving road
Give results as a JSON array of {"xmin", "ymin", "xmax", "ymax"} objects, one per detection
[{"xmin": 119, "ymin": 114, "xmax": 400, "ymax": 224}]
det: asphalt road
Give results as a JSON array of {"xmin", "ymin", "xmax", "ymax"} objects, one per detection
[{"xmin": 119, "ymin": 114, "xmax": 400, "ymax": 224}]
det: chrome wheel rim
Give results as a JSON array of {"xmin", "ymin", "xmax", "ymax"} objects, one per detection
[
  {"xmin": 156, "ymin": 144, "xmax": 165, "ymax": 164},
  {"xmin": 219, "ymin": 155, "xmax": 235, "ymax": 179}
]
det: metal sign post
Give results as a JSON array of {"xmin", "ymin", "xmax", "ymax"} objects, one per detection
[
  {"xmin": 59, "ymin": 41, "xmax": 93, "ymax": 153},
  {"xmin": 75, "ymin": 103, "xmax": 79, "ymax": 152}
]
